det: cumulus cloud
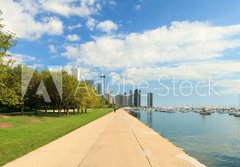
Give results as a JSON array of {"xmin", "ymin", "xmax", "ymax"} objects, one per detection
[
  {"xmin": 49, "ymin": 45, "xmax": 57, "ymax": 53},
  {"xmin": 86, "ymin": 17, "xmax": 97, "ymax": 31},
  {"xmin": 62, "ymin": 45, "xmax": 81, "ymax": 59},
  {"xmin": 213, "ymin": 79, "xmax": 240, "ymax": 94},
  {"xmin": 39, "ymin": 0, "xmax": 101, "ymax": 17},
  {"xmin": 0, "ymin": 0, "xmax": 63, "ymax": 40},
  {"xmin": 4, "ymin": 52, "xmax": 36, "ymax": 66},
  {"xmin": 62, "ymin": 21, "xmax": 240, "ymax": 68},
  {"xmin": 96, "ymin": 20, "xmax": 118, "ymax": 33},
  {"xmin": 122, "ymin": 61, "xmax": 240, "ymax": 82},
  {"xmin": 67, "ymin": 23, "xmax": 82, "ymax": 31},
  {"xmin": 66, "ymin": 34, "xmax": 81, "ymax": 42},
  {"xmin": 0, "ymin": 0, "xmax": 114, "ymax": 39}
]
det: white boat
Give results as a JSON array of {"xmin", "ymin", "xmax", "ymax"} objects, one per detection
[
  {"xmin": 200, "ymin": 108, "xmax": 211, "ymax": 115},
  {"xmin": 234, "ymin": 112, "xmax": 240, "ymax": 117}
]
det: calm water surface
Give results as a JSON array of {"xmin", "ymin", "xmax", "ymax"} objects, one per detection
[{"xmin": 134, "ymin": 110, "xmax": 240, "ymax": 167}]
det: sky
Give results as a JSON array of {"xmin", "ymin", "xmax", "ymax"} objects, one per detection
[{"xmin": 1, "ymin": 0, "xmax": 240, "ymax": 107}]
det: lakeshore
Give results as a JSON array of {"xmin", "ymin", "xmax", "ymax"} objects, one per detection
[
  {"xmin": 132, "ymin": 109, "xmax": 240, "ymax": 167},
  {"xmin": 4, "ymin": 109, "xmax": 205, "ymax": 167}
]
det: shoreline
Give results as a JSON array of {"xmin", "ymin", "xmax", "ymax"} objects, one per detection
[{"xmin": 125, "ymin": 109, "xmax": 206, "ymax": 167}]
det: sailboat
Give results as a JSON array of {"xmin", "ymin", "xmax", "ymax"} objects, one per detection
[{"xmin": 200, "ymin": 108, "xmax": 211, "ymax": 115}]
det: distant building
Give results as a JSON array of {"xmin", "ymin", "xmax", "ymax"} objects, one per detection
[
  {"xmin": 71, "ymin": 68, "xmax": 80, "ymax": 81},
  {"xmin": 134, "ymin": 89, "xmax": 141, "ymax": 107},
  {"xmin": 147, "ymin": 93, "xmax": 153, "ymax": 107},
  {"xmin": 115, "ymin": 93, "xmax": 128, "ymax": 107},
  {"xmin": 123, "ymin": 92, "xmax": 128, "ymax": 106},
  {"xmin": 128, "ymin": 90, "xmax": 133, "ymax": 106},
  {"xmin": 105, "ymin": 92, "xmax": 114, "ymax": 104},
  {"xmin": 115, "ymin": 94, "xmax": 123, "ymax": 107}
]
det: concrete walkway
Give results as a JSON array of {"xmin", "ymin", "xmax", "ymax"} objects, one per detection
[{"xmin": 4, "ymin": 110, "xmax": 205, "ymax": 167}]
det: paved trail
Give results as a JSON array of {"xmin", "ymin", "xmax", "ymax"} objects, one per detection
[{"xmin": 4, "ymin": 110, "xmax": 205, "ymax": 167}]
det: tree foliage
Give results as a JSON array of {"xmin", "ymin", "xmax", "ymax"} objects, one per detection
[
  {"xmin": 0, "ymin": 10, "xmax": 106, "ymax": 114},
  {"xmin": 0, "ymin": 10, "xmax": 18, "ymax": 106}
]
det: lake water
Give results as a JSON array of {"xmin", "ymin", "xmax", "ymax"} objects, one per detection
[{"xmin": 133, "ymin": 110, "xmax": 240, "ymax": 167}]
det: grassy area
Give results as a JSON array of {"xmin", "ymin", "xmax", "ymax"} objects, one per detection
[{"xmin": 0, "ymin": 108, "xmax": 112, "ymax": 166}]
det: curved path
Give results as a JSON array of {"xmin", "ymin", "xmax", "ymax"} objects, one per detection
[{"xmin": 4, "ymin": 109, "xmax": 205, "ymax": 167}]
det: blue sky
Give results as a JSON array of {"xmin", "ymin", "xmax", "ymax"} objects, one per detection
[{"xmin": 1, "ymin": 0, "xmax": 240, "ymax": 107}]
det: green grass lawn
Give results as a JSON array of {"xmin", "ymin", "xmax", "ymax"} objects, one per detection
[{"xmin": 0, "ymin": 108, "xmax": 112, "ymax": 166}]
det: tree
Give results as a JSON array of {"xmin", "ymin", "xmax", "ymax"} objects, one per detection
[{"xmin": 0, "ymin": 10, "xmax": 18, "ymax": 108}]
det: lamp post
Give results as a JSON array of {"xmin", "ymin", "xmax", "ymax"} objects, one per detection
[
  {"xmin": 100, "ymin": 74, "xmax": 106, "ymax": 97},
  {"xmin": 100, "ymin": 74, "xmax": 106, "ymax": 112}
]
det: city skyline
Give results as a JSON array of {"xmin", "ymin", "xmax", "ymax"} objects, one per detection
[{"xmin": 1, "ymin": 0, "xmax": 240, "ymax": 106}]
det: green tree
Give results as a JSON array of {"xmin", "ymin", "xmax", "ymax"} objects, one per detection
[{"xmin": 0, "ymin": 10, "xmax": 18, "ymax": 108}]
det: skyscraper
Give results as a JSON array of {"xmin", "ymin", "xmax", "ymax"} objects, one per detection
[
  {"xmin": 147, "ymin": 93, "xmax": 153, "ymax": 107},
  {"xmin": 115, "ymin": 94, "xmax": 123, "ymax": 107},
  {"xmin": 134, "ymin": 89, "xmax": 141, "ymax": 107},
  {"xmin": 128, "ymin": 90, "xmax": 133, "ymax": 106},
  {"xmin": 123, "ymin": 92, "xmax": 128, "ymax": 106},
  {"xmin": 115, "ymin": 93, "xmax": 128, "ymax": 107}
]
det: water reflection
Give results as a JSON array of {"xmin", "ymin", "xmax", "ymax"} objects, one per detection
[{"xmin": 132, "ymin": 110, "xmax": 240, "ymax": 167}]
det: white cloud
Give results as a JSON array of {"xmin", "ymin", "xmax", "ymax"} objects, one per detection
[
  {"xmin": 79, "ymin": 67, "xmax": 98, "ymax": 80},
  {"xmin": 4, "ymin": 52, "xmax": 36, "ymax": 65},
  {"xmin": 0, "ymin": 0, "xmax": 115, "ymax": 39},
  {"xmin": 96, "ymin": 20, "xmax": 118, "ymax": 33},
  {"xmin": 215, "ymin": 79, "xmax": 240, "ymax": 88},
  {"xmin": 134, "ymin": 5, "xmax": 141, "ymax": 10},
  {"xmin": 62, "ymin": 45, "xmax": 81, "ymax": 59},
  {"xmin": 66, "ymin": 34, "xmax": 81, "ymax": 42},
  {"xmin": 49, "ymin": 45, "xmax": 57, "ymax": 53},
  {"xmin": 62, "ymin": 21, "xmax": 240, "ymax": 68},
  {"xmin": 64, "ymin": 64, "xmax": 98, "ymax": 80},
  {"xmin": 86, "ymin": 17, "xmax": 97, "ymax": 31},
  {"xmin": 39, "ymin": 0, "xmax": 101, "ymax": 17},
  {"xmin": 67, "ymin": 23, "xmax": 82, "ymax": 31},
  {"xmin": 0, "ymin": 0, "xmax": 63, "ymax": 40},
  {"xmin": 215, "ymin": 79, "xmax": 240, "ymax": 94},
  {"xmin": 122, "ymin": 61, "xmax": 240, "ymax": 83}
]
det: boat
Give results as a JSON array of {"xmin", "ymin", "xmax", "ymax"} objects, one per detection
[
  {"xmin": 200, "ymin": 112, "xmax": 211, "ymax": 115},
  {"xmin": 234, "ymin": 113, "xmax": 240, "ymax": 117},
  {"xmin": 200, "ymin": 108, "xmax": 211, "ymax": 115}
]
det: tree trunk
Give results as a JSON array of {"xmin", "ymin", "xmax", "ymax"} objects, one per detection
[
  {"xmin": 44, "ymin": 105, "xmax": 47, "ymax": 115},
  {"xmin": 77, "ymin": 108, "xmax": 80, "ymax": 114},
  {"xmin": 84, "ymin": 108, "xmax": 87, "ymax": 113},
  {"xmin": 21, "ymin": 103, "xmax": 24, "ymax": 115}
]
